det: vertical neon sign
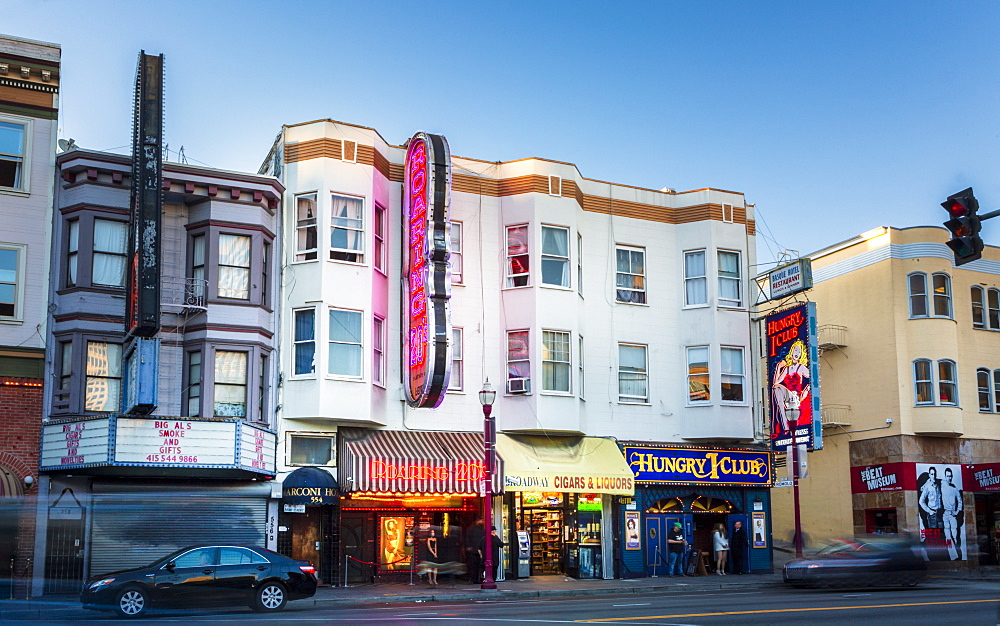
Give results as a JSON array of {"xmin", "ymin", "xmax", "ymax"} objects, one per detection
[{"xmin": 404, "ymin": 132, "xmax": 452, "ymax": 408}]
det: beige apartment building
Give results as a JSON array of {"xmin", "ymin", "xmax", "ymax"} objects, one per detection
[{"xmin": 770, "ymin": 225, "xmax": 1000, "ymax": 569}]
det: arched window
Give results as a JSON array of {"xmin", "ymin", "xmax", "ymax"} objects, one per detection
[
  {"xmin": 977, "ymin": 368, "xmax": 992, "ymax": 411},
  {"xmin": 931, "ymin": 273, "xmax": 952, "ymax": 318},
  {"xmin": 937, "ymin": 359, "xmax": 958, "ymax": 406},
  {"xmin": 913, "ymin": 359, "xmax": 934, "ymax": 405},
  {"xmin": 972, "ymin": 286, "xmax": 985, "ymax": 329},
  {"xmin": 989, "ymin": 289, "xmax": 1000, "ymax": 330},
  {"xmin": 908, "ymin": 273, "xmax": 928, "ymax": 318}
]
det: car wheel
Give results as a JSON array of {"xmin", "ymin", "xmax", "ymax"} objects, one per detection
[
  {"xmin": 114, "ymin": 587, "xmax": 148, "ymax": 618},
  {"xmin": 253, "ymin": 581, "xmax": 287, "ymax": 612}
]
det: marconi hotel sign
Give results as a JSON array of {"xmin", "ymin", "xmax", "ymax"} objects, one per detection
[
  {"xmin": 623, "ymin": 446, "xmax": 773, "ymax": 487},
  {"xmin": 404, "ymin": 132, "xmax": 453, "ymax": 408}
]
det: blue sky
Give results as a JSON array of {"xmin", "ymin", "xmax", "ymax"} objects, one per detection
[{"xmin": 6, "ymin": 1, "xmax": 999, "ymax": 268}]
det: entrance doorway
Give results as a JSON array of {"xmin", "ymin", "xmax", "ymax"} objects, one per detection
[
  {"xmin": 290, "ymin": 508, "xmax": 323, "ymax": 582},
  {"xmin": 524, "ymin": 509, "xmax": 563, "ymax": 574},
  {"xmin": 340, "ymin": 511, "xmax": 373, "ymax": 585},
  {"xmin": 974, "ymin": 494, "xmax": 1000, "ymax": 566}
]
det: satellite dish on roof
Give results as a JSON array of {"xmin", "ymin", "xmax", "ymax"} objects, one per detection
[{"xmin": 57, "ymin": 138, "xmax": 77, "ymax": 152}]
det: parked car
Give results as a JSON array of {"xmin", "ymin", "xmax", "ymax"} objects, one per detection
[
  {"xmin": 782, "ymin": 536, "xmax": 927, "ymax": 589},
  {"xmin": 81, "ymin": 545, "xmax": 317, "ymax": 617}
]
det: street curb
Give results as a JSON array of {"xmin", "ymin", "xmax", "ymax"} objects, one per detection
[{"xmin": 300, "ymin": 580, "xmax": 790, "ymax": 607}]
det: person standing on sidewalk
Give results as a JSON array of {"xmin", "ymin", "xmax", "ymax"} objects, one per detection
[
  {"xmin": 712, "ymin": 523, "xmax": 729, "ymax": 575},
  {"xmin": 478, "ymin": 526, "xmax": 505, "ymax": 582},
  {"xmin": 730, "ymin": 520, "xmax": 748, "ymax": 574},
  {"xmin": 667, "ymin": 522, "xmax": 687, "ymax": 576},
  {"xmin": 465, "ymin": 519, "xmax": 485, "ymax": 584}
]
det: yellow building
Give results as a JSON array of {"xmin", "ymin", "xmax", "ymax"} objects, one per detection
[{"xmin": 770, "ymin": 226, "xmax": 1000, "ymax": 569}]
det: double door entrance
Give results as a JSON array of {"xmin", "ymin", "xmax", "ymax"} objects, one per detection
[{"xmin": 645, "ymin": 513, "xmax": 747, "ymax": 575}]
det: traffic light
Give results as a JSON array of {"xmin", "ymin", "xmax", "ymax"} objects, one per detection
[{"xmin": 942, "ymin": 187, "xmax": 983, "ymax": 266}]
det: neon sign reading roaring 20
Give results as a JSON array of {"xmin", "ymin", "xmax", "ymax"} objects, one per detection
[{"xmin": 404, "ymin": 132, "xmax": 452, "ymax": 408}]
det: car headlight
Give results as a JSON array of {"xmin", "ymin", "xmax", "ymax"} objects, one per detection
[{"xmin": 88, "ymin": 578, "xmax": 115, "ymax": 590}]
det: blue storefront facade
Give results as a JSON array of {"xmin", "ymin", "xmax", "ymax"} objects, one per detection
[{"xmin": 615, "ymin": 444, "xmax": 774, "ymax": 577}]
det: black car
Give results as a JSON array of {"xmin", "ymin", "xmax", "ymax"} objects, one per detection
[
  {"xmin": 783, "ymin": 536, "xmax": 927, "ymax": 589},
  {"xmin": 81, "ymin": 545, "xmax": 317, "ymax": 617}
]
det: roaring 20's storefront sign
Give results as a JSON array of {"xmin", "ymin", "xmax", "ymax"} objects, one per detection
[
  {"xmin": 623, "ymin": 446, "xmax": 773, "ymax": 487},
  {"xmin": 404, "ymin": 132, "xmax": 453, "ymax": 408},
  {"xmin": 766, "ymin": 302, "xmax": 822, "ymax": 451}
]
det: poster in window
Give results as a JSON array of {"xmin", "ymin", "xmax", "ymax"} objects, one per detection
[
  {"xmin": 625, "ymin": 512, "xmax": 641, "ymax": 550},
  {"xmin": 915, "ymin": 463, "xmax": 965, "ymax": 561},
  {"xmin": 751, "ymin": 512, "xmax": 767, "ymax": 548},
  {"xmin": 380, "ymin": 515, "xmax": 414, "ymax": 570}
]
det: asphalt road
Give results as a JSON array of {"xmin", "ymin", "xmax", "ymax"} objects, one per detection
[{"xmin": 3, "ymin": 582, "xmax": 998, "ymax": 625}]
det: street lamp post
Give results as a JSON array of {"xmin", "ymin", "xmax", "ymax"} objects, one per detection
[
  {"xmin": 785, "ymin": 396, "xmax": 804, "ymax": 559},
  {"xmin": 479, "ymin": 380, "xmax": 498, "ymax": 590}
]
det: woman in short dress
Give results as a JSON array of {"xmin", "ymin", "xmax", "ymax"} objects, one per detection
[{"xmin": 712, "ymin": 523, "xmax": 729, "ymax": 575}]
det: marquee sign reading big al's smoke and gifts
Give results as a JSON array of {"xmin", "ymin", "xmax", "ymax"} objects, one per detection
[
  {"xmin": 404, "ymin": 132, "xmax": 453, "ymax": 409},
  {"xmin": 623, "ymin": 446, "xmax": 773, "ymax": 487},
  {"xmin": 766, "ymin": 303, "xmax": 822, "ymax": 451}
]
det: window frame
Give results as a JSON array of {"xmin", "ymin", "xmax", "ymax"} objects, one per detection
[
  {"xmin": 0, "ymin": 114, "xmax": 31, "ymax": 194},
  {"xmin": 449, "ymin": 327, "xmax": 463, "ymax": 392},
  {"xmin": 541, "ymin": 329, "xmax": 572, "ymax": 394},
  {"xmin": 505, "ymin": 225, "xmax": 530, "ymax": 288},
  {"xmin": 972, "ymin": 285, "xmax": 986, "ymax": 329},
  {"xmin": 329, "ymin": 192, "xmax": 365, "ymax": 264},
  {"xmin": 292, "ymin": 307, "xmax": 317, "ymax": 378},
  {"xmin": 328, "ymin": 307, "xmax": 364, "ymax": 379},
  {"xmin": 618, "ymin": 342, "xmax": 649, "ymax": 404},
  {"xmin": 540, "ymin": 225, "xmax": 571, "ymax": 289},
  {"xmin": 213, "ymin": 348, "xmax": 249, "ymax": 418},
  {"xmin": 937, "ymin": 358, "xmax": 958, "ymax": 406},
  {"xmin": 913, "ymin": 358, "xmax": 934, "ymax": 406},
  {"xmin": 684, "ymin": 249, "xmax": 708, "ymax": 307},
  {"xmin": 577, "ymin": 233, "xmax": 583, "ymax": 296},
  {"xmin": 84, "ymin": 339, "xmax": 123, "ymax": 413},
  {"xmin": 450, "ymin": 221, "xmax": 463, "ymax": 285},
  {"xmin": 185, "ymin": 225, "xmax": 272, "ymax": 306},
  {"xmin": 217, "ymin": 233, "xmax": 252, "ymax": 301},
  {"xmin": 287, "ymin": 433, "xmax": 336, "ymax": 467},
  {"xmin": 374, "ymin": 203, "xmax": 386, "ymax": 274},
  {"xmin": 717, "ymin": 249, "xmax": 743, "ymax": 309},
  {"xmin": 183, "ymin": 349, "xmax": 202, "ymax": 417},
  {"xmin": 91, "ymin": 218, "xmax": 128, "ymax": 288},
  {"xmin": 506, "ymin": 329, "xmax": 531, "ymax": 393},
  {"xmin": 977, "ymin": 368, "xmax": 992, "ymax": 412},
  {"xmin": 931, "ymin": 272, "xmax": 952, "ymax": 319},
  {"xmin": 373, "ymin": 315, "xmax": 385, "ymax": 387},
  {"xmin": 686, "ymin": 345, "xmax": 711, "ymax": 405},
  {"xmin": 720, "ymin": 346, "xmax": 746, "ymax": 404},
  {"xmin": 294, "ymin": 192, "xmax": 319, "ymax": 262},
  {"xmin": 907, "ymin": 272, "xmax": 929, "ymax": 319},
  {"xmin": 615, "ymin": 245, "xmax": 647, "ymax": 304},
  {"xmin": 578, "ymin": 335, "xmax": 585, "ymax": 400},
  {"xmin": 0, "ymin": 242, "xmax": 26, "ymax": 322}
]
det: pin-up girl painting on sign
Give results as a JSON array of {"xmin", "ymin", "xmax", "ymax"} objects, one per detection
[{"xmin": 772, "ymin": 339, "xmax": 811, "ymax": 436}]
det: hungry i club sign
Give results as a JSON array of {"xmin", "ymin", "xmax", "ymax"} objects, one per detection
[{"xmin": 403, "ymin": 132, "xmax": 453, "ymax": 408}]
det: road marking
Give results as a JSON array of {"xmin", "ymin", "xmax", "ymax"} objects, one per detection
[
  {"xmin": 612, "ymin": 603, "xmax": 651, "ymax": 607},
  {"xmin": 576, "ymin": 597, "xmax": 1000, "ymax": 621},
  {"xmin": 397, "ymin": 612, "xmax": 438, "ymax": 616}
]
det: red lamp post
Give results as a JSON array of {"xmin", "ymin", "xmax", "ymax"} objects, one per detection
[
  {"xmin": 479, "ymin": 380, "xmax": 498, "ymax": 590},
  {"xmin": 786, "ymin": 396, "xmax": 804, "ymax": 559}
]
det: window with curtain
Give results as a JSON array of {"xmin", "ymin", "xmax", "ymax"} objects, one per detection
[
  {"xmin": 375, "ymin": 205, "xmax": 386, "ymax": 273},
  {"xmin": 373, "ymin": 316, "xmax": 385, "ymax": 386},
  {"xmin": 721, "ymin": 347, "xmax": 745, "ymax": 402},
  {"xmin": 978, "ymin": 368, "xmax": 992, "ymax": 412},
  {"xmin": 684, "ymin": 250, "xmax": 707, "ymax": 306},
  {"xmin": 92, "ymin": 219, "xmax": 127, "ymax": 287},
  {"xmin": 450, "ymin": 327, "xmax": 463, "ymax": 391},
  {"xmin": 542, "ymin": 330, "xmax": 571, "ymax": 392},
  {"xmin": 687, "ymin": 346, "xmax": 710, "ymax": 403},
  {"xmin": 931, "ymin": 272, "xmax": 952, "ymax": 318},
  {"xmin": 85, "ymin": 341, "xmax": 121, "ymax": 412},
  {"xmin": 329, "ymin": 308, "xmax": 362, "ymax": 377},
  {"xmin": 190, "ymin": 234, "xmax": 206, "ymax": 300},
  {"xmin": 218, "ymin": 234, "xmax": 251, "ymax": 299},
  {"xmin": 0, "ymin": 247, "xmax": 18, "ymax": 317},
  {"xmin": 214, "ymin": 350, "xmax": 247, "ymax": 417},
  {"xmin": 616, "ymin": 246, "xmax": 646, "ymax": 303},
  {"xmin": 450, "ymin": 221, "xmax": 463, "ymax": 284},
  {"xmin": 293, "ymin": 309, "xmax": 316, "ymax": 376},
  {"xmin": 66, "ymin": 220, "xmax": 79, "ymax": 287},
  {"xmin": 185, "ymin": 351, "xmax": 202, "ymax": 416},
  {"xmin": 718, "ymin": 250, "xmax": 742, "ymax": 308},
  {"xmin": 913, "ymin": 359, "xmax": 933, "ymax": 405},
  {"xmin": 618, "ymin": 343, "xmax": 648, "ymax": 403},
  {"xmin": 506, "ymin": 225, "xmax": 529, "ymax": 287},
  {"xmin": 507, "ymin": 330, "xmax": 530, "ymax": 382},
  {"xmin": 908, "ymin": 273, "xmax": 928, "ymax": 318},
  {"xmin": 972, "ymin": 286, "xmax": 985, "ymax": 329},
  {"xmin": 541, "ymin": 226, "xmax": 570, "ymax": 287},
  {"xmin": 0, "ymin": 120, "xmax": 26, "ymax": 189},
  {"xmin": 330, "ymin": 194, "xmax": 363, "ymax": 263},
  {"xmin": 296, "ymin": 193, "xmax": 318, "ymax": 261},
  {"xmin": 938, "ymin": 359, "xmax": 957, "ymax": 405}
]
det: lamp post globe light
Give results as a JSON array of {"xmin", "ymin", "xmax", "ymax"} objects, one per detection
[
  {"xmin": 479, "ymin": 380, "xmax": 498, "ymax": 590},
  {"xmin": 785, "ymin": 396, "xmax": 804, "ymax": 559}
]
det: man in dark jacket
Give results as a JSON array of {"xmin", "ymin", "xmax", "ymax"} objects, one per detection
[
  {"xmin": 478, "ymin": 526, "xmax": 505, "ymax": 581},
  {"xmin": 465, "ymin": 519, "xmax": 485, "ymax": 583},
  {"xmin": 730, "ymin": 520, "xmax": 748, "ymax": 574}
]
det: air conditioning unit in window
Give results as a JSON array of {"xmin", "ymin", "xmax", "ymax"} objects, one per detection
[{"xmin": 507, "ymin": 378, "xmax": 530, "ymax": 394}]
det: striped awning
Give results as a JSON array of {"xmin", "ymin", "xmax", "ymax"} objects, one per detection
[
  {"xmin": 0, "ymin": 467, "xmax": 24, "ymax": 498},
  {"xmin": 339, "ymin": 428, "xmax": 503, "ymax": 495}
]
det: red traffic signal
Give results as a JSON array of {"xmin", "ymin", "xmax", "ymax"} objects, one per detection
[{"xmin": 942, "ymin": 188, "xmax": 982, "ymax": 266}]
